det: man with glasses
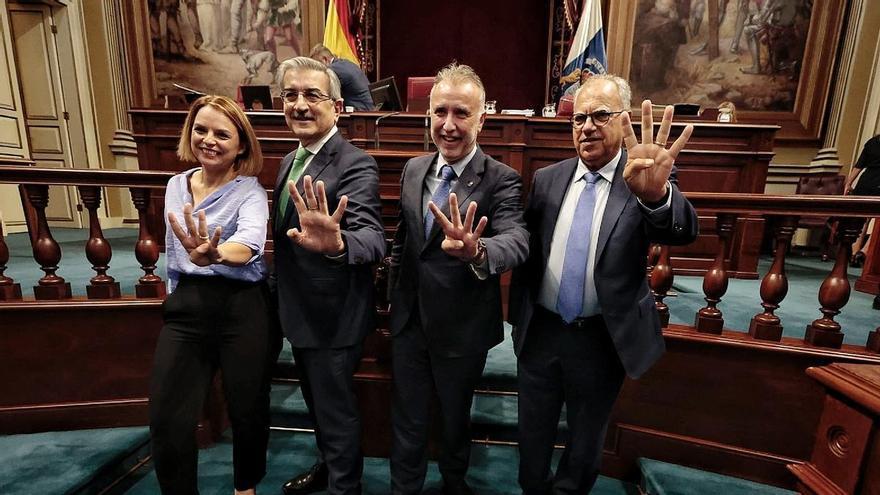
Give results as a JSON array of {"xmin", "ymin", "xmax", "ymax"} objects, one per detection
[
  {"xmin": 508, "ymin": 74, "xmax": 699, "ymax": 494},
  {"xmin": 388, "ymin": 63, "xmax": 528, "ymax": 495},
  {"xmin": 272, "ymin": 56, "xmax": 385, "ymax": 495}
]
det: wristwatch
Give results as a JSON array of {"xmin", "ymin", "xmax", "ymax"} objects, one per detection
[{"xmin": 471, "ymin": 239, "xmax": 488, "ymax": 265}]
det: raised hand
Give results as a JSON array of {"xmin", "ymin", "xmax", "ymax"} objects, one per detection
[
  {"xmin": 168, "ymin": 203, "xmax": 223, "ymax": 266},
  {"xmin": 621, "ymin": 100, "xmax": 694, "ymax": 203},
  {"xmin": 428, "ymin": 192, "xmax": 488, "ymax": 262},
  {"xmin": 286, "ymin": 175, "xmax": 347, "ymax": 255}
]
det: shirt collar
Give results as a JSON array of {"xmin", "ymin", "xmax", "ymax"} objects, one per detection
[
  {"xmin": 435, "ymin": 145, "xmax": 479, "ymax": 177},
  {"xmin": 576, "ymin": 147, "xmax": 621, "ymax": 184},
  {"xmin": 301, "ymin": 126, "xmax": 338, "ymax": 156}
]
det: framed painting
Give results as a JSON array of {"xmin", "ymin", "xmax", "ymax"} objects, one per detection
[
  {"xmin": 123, "ymin": 0, "xmax": 326, "ymax": 108},
  {"xmin": 606, "ymin": 0, "xmax": 845, "ymax": 142}
]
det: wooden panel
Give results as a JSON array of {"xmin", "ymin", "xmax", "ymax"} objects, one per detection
[
  {"xmin": 0, "ymin": 300, "xmax": 162, "ymax": 432},
  {"xmin": 378, "ymin": 0, "xmax": 551, "ymax": 110}
]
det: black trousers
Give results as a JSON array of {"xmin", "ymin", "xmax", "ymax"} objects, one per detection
[
  {"xmin": 149, "ymin": 275, "xmax": 280, "ymax": 494},
  {"xmin": 292, "ymin": 344, "xmax": 364, "ymax": 495},
  {"xmin": 390, "ymin": 318, "xmax": 488, "ymax": 495},
  {"xmin": 517, "ymin": 307, "xmax": 625, "ymax": 495}
]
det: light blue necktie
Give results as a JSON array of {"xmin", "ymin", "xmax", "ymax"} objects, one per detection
[
  {"xmin": 424, "ymin": 164, "xmax": 456, "ymax": 238},
  {"xmin": 557, "ymin": 171, "xmax": 601, "ymax": 323}
]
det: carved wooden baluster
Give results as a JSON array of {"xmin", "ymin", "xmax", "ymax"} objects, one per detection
[
  {"xmin": 130, "ymin": 187, "xmax": 165, "ymax": 298},
  {"xmin": 695, "ymin": 213, "xmax": 736, "ymax": 334},
  {"xmin": 0, "ymin": 221, "xmax": 23, "ymax": 300},
  {"xmin": 650, "ymin": 245, "xmax": 674, "ymax": 328},
  {"xmin": 78, "ymin": 186, "xmax": 121, "ymax": 299},
  {"xmin": 647, "ymin": 243, "xmax": 661, "ymax": 280},
  {"xmin": 749, "ymin": 216, "xmax": 797, "ymax": 341},
  {"xmin": 805, "ymin": 217, "xmax": 864, "ymax": 348},
  {"xmin": 24, "ymin": 184, "xmax": 72, "ymax": 300}
]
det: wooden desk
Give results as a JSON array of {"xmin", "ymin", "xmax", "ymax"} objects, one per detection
[{"xmin": 131, "ymin": 110, "xmax": 779, "ymax": 277}]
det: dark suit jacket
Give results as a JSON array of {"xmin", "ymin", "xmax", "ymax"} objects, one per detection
[
  {"xmin": 389, "ymin": 148, "xmax": 529, "ymax": 357},
  {"xmin": 508, "ymin": 151, "xmax": 698, "ymax": 378},
  {"xmin": 271, "ymin": 131, "xmax": 385, "ymax": 349},
  {"xmin": 330, "ymin": 58, "xmax": 374, "ymax": 111}
]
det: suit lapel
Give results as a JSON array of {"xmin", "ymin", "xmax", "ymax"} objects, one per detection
[
  {"xmin": 280, "ymin": 133, "xmax": 340, "ymax": 229},
  {"xmin": 408, "ymin": 153, "xmax": 435, "ymax": 247},
  {"xmin": 594, "ymin": 149, "xmax": 633, "ymax": 264},
  {"xmin": 424, "ymin": 148, "xmax": 485, "ymax": 247}
]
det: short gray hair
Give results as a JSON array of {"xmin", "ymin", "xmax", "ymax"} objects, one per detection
[
  {"xmin": 277, "ymin": 56, "xmax": 342, "ymax": 101},
  {"xmin": 433, "ymin": 62, "xmax": 486, "ymax": 110},
  {"xmin": 575, "ymin": 73, "xmax": 632, "ymax": 110}
]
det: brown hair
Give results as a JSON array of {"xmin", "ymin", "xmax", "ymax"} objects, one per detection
[{"xmin": 176, "ymin": 95, "xmax": 263, "ymax": 176}]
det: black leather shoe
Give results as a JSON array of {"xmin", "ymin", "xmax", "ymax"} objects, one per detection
[
  {"xmin": 442, "ymin": 479, "xmax": 474, "ymax": 495},
  {"xmin": 281, "ymin": 462, "xmax": 328, "ymax": 495}
]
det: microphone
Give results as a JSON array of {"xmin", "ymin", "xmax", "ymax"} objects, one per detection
[
  {"xmin": 374, "ymin": 111, "xmax": 401, "ymax": 148},
  {"xmin": 423, "ymin": 113, "xmax": 431, "ymax": 151}
]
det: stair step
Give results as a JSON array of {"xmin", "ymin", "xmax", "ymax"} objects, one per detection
[
  {"xmin": 638, "ymin": 458, "xmax": 798, "ymax": 495},
  {"xmin": 0, "ymin": 426, "xmax": 150, "ymax": 495}
]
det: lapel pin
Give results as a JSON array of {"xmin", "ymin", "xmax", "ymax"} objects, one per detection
[{"xmin": 467, "ymin": 181, "xmax": 474, "ymax": 187}]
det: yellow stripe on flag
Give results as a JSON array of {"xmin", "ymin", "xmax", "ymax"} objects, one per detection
[{"xmin": 324, "ymin": 0, "xmax": 360, "ymax": 66}]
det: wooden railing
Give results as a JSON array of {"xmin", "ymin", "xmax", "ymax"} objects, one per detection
[
  {"xmin": 646, "ymin": 193, "xmax": 880, "ymax": 353},
  {"xmin": 0, "ymin": 164, "xmax": 174, "ymax": 300},
  {"xmin": 2, "ymin": 166, "xmax": 879, "ymax": 353}
]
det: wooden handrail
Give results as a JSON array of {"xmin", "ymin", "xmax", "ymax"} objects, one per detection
[
  {"xmin": 0, "ymin": 164, "xmax": 174, "ymax": 188},
  {"xmin": 686, "ymin": 192, "xmax": 880, "ymax": 217}
]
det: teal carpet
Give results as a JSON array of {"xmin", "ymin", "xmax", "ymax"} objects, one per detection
[
  {"xmin": 123, "ymin": 429, "xmax": 637, "ymax": 494},
  {"xmin": 0, "ymin": 427, "xmax": 149, "ymax": 495},
  {"xmin": 639, "ymin": 458, "xmax": 797, "ymax": 495},
  {"xmin": 2, "ymin": 228, "xmax": 167, "ymax": 298}
]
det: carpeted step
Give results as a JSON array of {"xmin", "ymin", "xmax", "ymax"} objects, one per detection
[
  {"xmin": 123, "ymin": 429, "xmax": 637, "ymax": 494},
  {"xmin": 0, "ymin": 426, "xmax": 150, "ymax": 495},
  {"xmin": 638, "ymin": 457, "xmax": 798, "ymax": 495}
]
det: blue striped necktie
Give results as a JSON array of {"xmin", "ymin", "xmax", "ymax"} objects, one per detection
[
  {"xmin": 424, "ymin": 164, "xmax": 456, "ymax": 238},
  {"xmin": 557, "ymin": 171, "xmax": 601, "ymax": 323}
]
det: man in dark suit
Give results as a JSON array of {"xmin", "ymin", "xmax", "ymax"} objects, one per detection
[
  {"xmin": 272, "ymin": 56, "xmax": 385, "ymax": 495},
  {"xmin": 310, "ymin": 44, "xmax": 374, "ymax": 111},
  {"xmin": 508, "ymin": 74, "xmax": 698, "ymax": 494},
  {"xmin": 388, "ymin": 63, "xmax": 529, "ymax": 495}
]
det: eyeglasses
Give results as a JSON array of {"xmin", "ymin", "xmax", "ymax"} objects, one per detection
[
  {"xmin": 570, "ymin": 110, "xmax": 625, "ymax": 128},
  {"xmin": 280, "ymin": 89, "xmax": 332, "ymax": 104}
]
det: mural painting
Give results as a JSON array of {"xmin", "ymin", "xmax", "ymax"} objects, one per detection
[
  {"xmin": 148, "ymin": 0, "xmax": 306, "ymax": 100},
  {"xmin": 629, "ymin": 0, "xmax": 812, "ymax": 112}
]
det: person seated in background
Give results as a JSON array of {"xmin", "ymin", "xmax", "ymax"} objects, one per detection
[
  {"xmin": 150, "ymin": 94, "xmax": 279, "ymax": 495},
  {"xmin": 845, "ymin": 134, "xmax": 880, "ymax": 270},
  {"xmin": 717, "ymin": 101, "xmax": 738, "ymax": 122},
  {"xmin": 309, "ymin": 43, "xmax": 374, "ymax": 111}
]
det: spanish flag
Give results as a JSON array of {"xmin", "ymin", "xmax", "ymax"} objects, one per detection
[{"xmin": 323, "ymin": 0, "xmax": 360, "ymax": 66}]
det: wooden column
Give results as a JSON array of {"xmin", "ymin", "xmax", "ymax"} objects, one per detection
[
  {"xmin": 130, "ymin": 187, "xmax": 165, "ymax": 298},
  {"xmin": 855, "ymin": 218, "xmax": 880, "ymax": 296},
  {"xmin": 79, "ymin": 186, "xmax": 121, "ymax": 299},
  {"xmin": 749, "ymin": 216, "xmax": 797, "ymax": 341},
  {"xmin": 805, "ymin": 218, "xmax": 863, "ymax": 348},
  {"xmin": 0, "ymin": 221, "xmax": 22, "ymax": 300},
  {"xmin": 23, "ymin": 184, "xmax": 71, "ymax": 300},
  {"xmin": 695, "ymin": 213, "xmax": 736, "ymax": 334},
  {"xmin": 650, "ymin": 245, "xmax": 674, "ymax": 328}
]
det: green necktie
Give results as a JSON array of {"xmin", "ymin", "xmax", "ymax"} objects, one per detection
[{"xmin": 276, "ymin": 146, "xmax": 313, "ymax": 220}]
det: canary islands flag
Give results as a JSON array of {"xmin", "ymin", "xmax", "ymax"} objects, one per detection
[
  {"xmin": 324, "ymin": 0, "xmax": 360, "ymax": 65},
  {"xmin": 562, "ymin": 0, "xmax": 607, "ymax": 91}
]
